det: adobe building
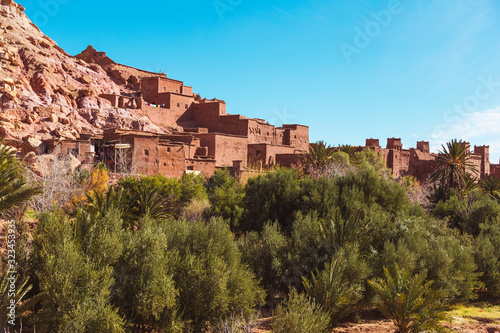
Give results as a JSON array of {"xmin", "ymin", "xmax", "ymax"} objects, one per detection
[
  {"xmin": 363, "ymin": 138, "xmax": 499, "ymax": 181},
  {"xmin": 99, "ymin": 128, "xmax": 216, "ymax": 178},
  {"xmin": 97, "ymin": 73, "xmax": 309, "ymax": 176}
]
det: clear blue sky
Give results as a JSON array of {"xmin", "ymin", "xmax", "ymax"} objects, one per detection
[{"xmin": 25, "ymin": 0, "xmax": 500, "ymax": 162}]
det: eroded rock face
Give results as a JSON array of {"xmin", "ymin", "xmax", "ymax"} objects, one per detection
[{"xmin": 0, "ymin": 0, "xmax": 170, "ymax": 143}]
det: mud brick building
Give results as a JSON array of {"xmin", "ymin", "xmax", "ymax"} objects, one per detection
[
  {"xmin": 363, "ymin": 138, "xmax": 500, "ymax": 181},
  {"xmin": 97, "ymin": 73, "xmax": 309, "ymax": 177}
]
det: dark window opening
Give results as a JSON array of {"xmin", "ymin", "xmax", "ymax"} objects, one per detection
[
  {"xmin": 163, "ymin": 163, "xmax": 167, "ymax": 167},
  {"xmin": 167, "ymin": 148, "xmax": 171, "ymax": 152},
  {"xmin": 144, "ymin": 149, "xmax": 149, "ymax": 156},
  {"xmin": 163, "ymin": 87, "xmax": 166, "ymax": 92},
  {"xmin": 187, "ymin": 166, "xmax": 194, "ymax": 170},
  {"xmin": 185, "ymin": 104, "xmax": 188, "ymax": 109},
  {"xmin": 256, "ymin": 150, "xmax": 261, "ymax": 156},
  {"xmin": 177, "ymin": 103, "xmax": 180, "ymax": 107}
]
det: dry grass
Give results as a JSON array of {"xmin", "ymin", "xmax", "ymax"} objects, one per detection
[{"xmin": 446, "ymin": 302, "xmax": 500, "ymax": 325}]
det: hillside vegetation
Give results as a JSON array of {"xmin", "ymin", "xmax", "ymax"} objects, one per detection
[{"xmin": 1, "ymin": 140, "xmax": 500, "ymax": 333}]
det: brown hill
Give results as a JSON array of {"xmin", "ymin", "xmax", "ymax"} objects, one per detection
[{"xmin": 0, "ymin": 0, "xmax": 170, "ymax": 148}]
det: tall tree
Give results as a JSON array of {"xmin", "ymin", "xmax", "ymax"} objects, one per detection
[
  {"xmin": 431, "ymin": 139, "xmax": 478, "ymax": 192},
  {"xmin": 303, "ymin": 141, "xmax": 335, "ymax": 170}
]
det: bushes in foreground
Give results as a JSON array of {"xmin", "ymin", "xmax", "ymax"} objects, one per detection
[
  {"xmin": 28, "ymin": 210, "xmax": 264, "ymax": 332},
  {"xmin": 368, "ymin": 265, "xmax": 448, "ymax": 333},
  {"xmin": 6, "ymin": 164, "xmax": 500, "ymax": 331},
  {"xmin": 272, "ymin": 289, "xmax": 330, "ymax": 333}
]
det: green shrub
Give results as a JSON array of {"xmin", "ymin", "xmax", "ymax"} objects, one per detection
[
  {"xmin": 161, "ymin": 218, "xmax": 265, "ymax": 331},
  {"xmin": 474, "ymin": 218, "xmax": 500, "ymax": 296},
  {"xmin": 206, "ymin": 169, "xmax": 245, "ymax": 227},
  {"xmin": 351, "ymin": 147, "xmax": 389, "ymax": 176},
  {"xmin": 118, "ymin": 173, "xmax": 208, "ymax": 220},
  {"xmin": 243, "ymin": 168, "xmax": 302, "ymax": 233},
  {"xmin": 298, "ymin": 176, "xmax": 340, "ymax": 220},
  {"xmin": 32, "ymin": 212, "xmax": 124, "ymax": 332},
  {"xmin": 368, "ymin": 265, "xmax": 448, "ymax": 333},
  {"xmin": 333, "ymin": 169, "xmax": 410, "ymax": 217},
  {"xmin": 239, "ymin": 213, "xmax": 327, "ymax": 293},
  {"xmin": 113, "ymin": 218, "xmax": 179, "ymax": 332},
  {"xmin": 273, "ymin": 289, "xmax": 330, "ymax": 333},
  {"xmin": 238, "ymin": 222, "xmax": 288, "ymax": 292},
  {"xmin": 374, "ymin": 216, "xmax": 479, "ymax": 302},
  {"xmin": 75, "ymin": 208, "xmax": 125, "ymax": 269},
  {"xmin": 433, "ymin": 191, "xmax": 500, "ymax": 235},
  {"xmin": 303, "ymin": 244, "xmax": 370, "ymax": 323},
  {"xmin": 281, "ymin": 213, "xmax": 327, "ymax": 290}
]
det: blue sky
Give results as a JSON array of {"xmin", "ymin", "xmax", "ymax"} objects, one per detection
[{"xmin": 25, "ymin": 0, "xmax": 500, "ymax": 162}]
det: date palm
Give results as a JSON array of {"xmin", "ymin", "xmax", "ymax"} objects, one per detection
[
  {"xmin": 303, "ymin": 141, "xmax": 334, "ymax": 170},
  {"xmin": 479, "ymin": 175, "xmax": 500, "ymax": 200},
  {"xmin": 0, "ymin": 140, "xmax": 41, "ymax": 213},
  {"xmin": 337, "ymin": 144, "xmax": 357, "ymax": 158},
  {"xmin": 431, "ymin": 139, "xmax": 478, "ymax": 192},
  {"xmin": 368, "ymin": 265, "xmax": 448, "ymax": 333}
]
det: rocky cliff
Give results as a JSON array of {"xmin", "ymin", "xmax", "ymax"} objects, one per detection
[{"xmin": 0, "ymin": 0, "xmax": 169, "ymax": 150}]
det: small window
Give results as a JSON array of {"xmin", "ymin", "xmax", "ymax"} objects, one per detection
[
  {"xmin": 177, "ymin": 103, "xmax": 180, "ymax": 107},
  {"xmin": 176, "ymin": 89, "xmax": 178, "ymax": 93},
  {"xmin": 185, "ymin": 104, "xmax": 188, "ymax": 109},
  {"xmin": 163, "ymin": 87, "xmax": 166, "ymax": 92},
  {"xmin": 144, "ymin": 149, "xmax": 149, "ymax": 156},
  {"xmin": 187, "ymin": 166, "xmax": 194, "ymax": 171},
  {"xmin": 163, "ymin": 163, "xmax": 167, "ymax": 167},
  {"xmin": 167, "ymin": 147, "xmax": 171, "ymax": 152}
]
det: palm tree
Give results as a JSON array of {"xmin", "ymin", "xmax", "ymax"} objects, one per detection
[
  {"xmin": 337, "ymin": 144, "xmax": 357, "ymax": 158},
  {"xmin": 368, "ymin": 265, "xmax": 447, "ymax": 333},
  {"xmin": 479, "ymin": 175, "xmax": 500, "ymax": 200},
  {"xmin": 128, "ymin": 182, "xmax": 172, "ymax": 221},
  {"xmin": 0, "ymin": 140, "xmax": 41, "ymax": 213},
  {"xmin": 0, "ymin": 269, "xmax": 43, "ymax": 327},
  {"xmin": 431, "ymin": 139, "xmax": 478, "ymax": 192},
  {"xmin": 303, "ymin": 141, "xmax": 335, "ymax": 170}
]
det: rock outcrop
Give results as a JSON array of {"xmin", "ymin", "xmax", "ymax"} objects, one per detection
[{"xmin": 0, "ymin": 0, "xmax": 169, "ymax": 146}]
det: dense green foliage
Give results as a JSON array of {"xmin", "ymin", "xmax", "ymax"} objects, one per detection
[
  {"xmin": 2, "ymin": 138, "xmax": 500, "ymax": 332},
  {"xmin": 206, "ymin": 169, "xmax": 245, "ymax": 228},
  {"xmin": 272, "ymin": 289, "xmax": 330, "ymax": 333},
  {"xmin": 368, "ymin": 265, "xmax": 448, "ymax": 333},
  {"xmin": 0, "ymin": 140, "xmax": 41, "ymax": 213}
]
